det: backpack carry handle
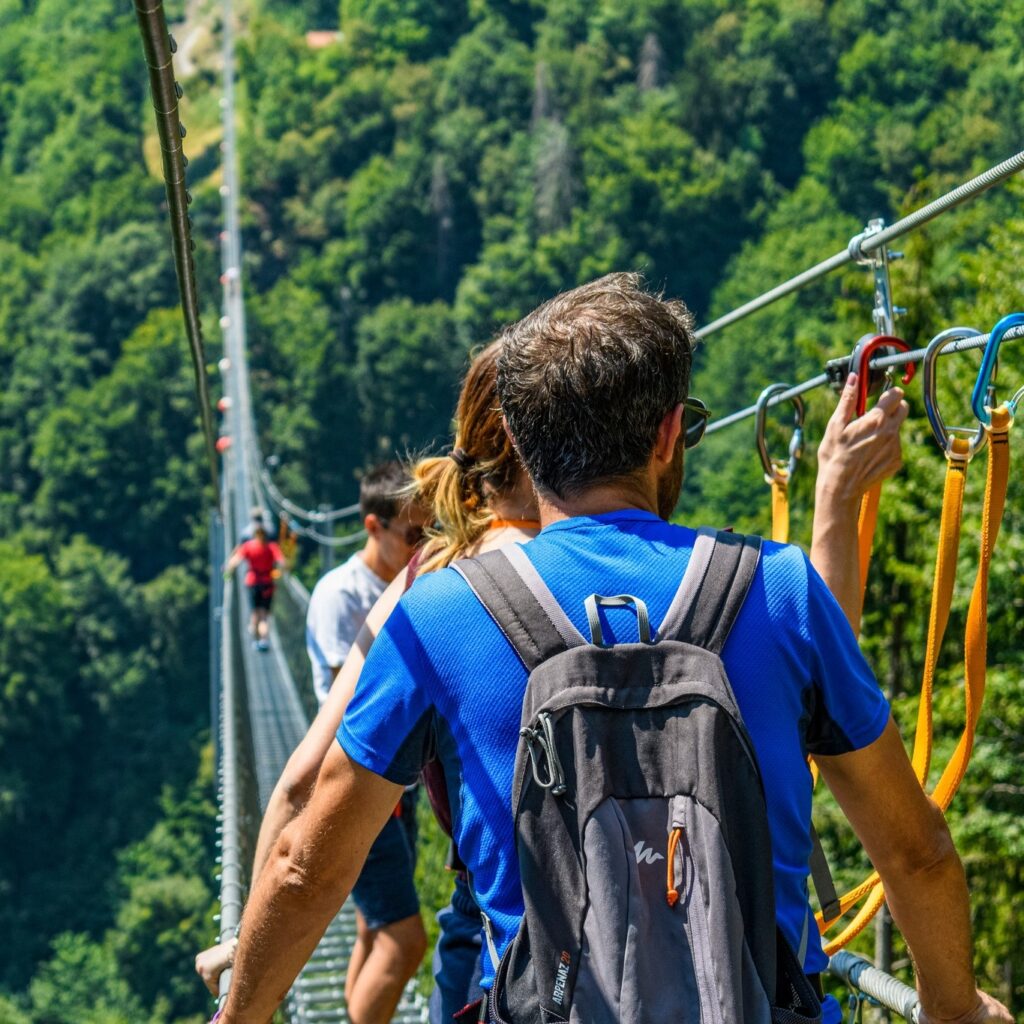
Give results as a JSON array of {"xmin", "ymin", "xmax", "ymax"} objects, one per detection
[{"xmin": 584, "ymin": 594, "xmax": 652, "ymax": 647}]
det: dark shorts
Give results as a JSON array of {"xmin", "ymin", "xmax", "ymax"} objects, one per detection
[
  {"xmin": 429, "ymin": 873, "xmax": 484, "ymax": 1024},
  {"xmin": 250, "ymin": 582, "xmax": 275, "ymax": 610},
  {"xmin": 351, "ymin": 789, "xmax": 420, "ymax": 930}
]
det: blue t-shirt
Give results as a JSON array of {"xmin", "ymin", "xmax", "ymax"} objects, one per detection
[{"xmin": 340, "ymin": 511, "xmax": 889, "ymax": 1022}]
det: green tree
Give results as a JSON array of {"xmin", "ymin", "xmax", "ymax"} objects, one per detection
[{"xmin": 355, "ymin": 298, "xmax": 465, "ymax": 457}]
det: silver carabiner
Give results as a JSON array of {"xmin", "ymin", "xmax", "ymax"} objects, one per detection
[
  {"xmin": 922, "ymin": 327, "xmax": 988, "ymax": 461},
  {"xmin": 754, "ymin": 383, "xmax": 805, "ymax": 485},
  {"xmin": 521, "ymin": 712, "xmax": 566, "ymax": 797}
]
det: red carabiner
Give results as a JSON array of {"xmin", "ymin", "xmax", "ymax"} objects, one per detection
[{"xmin": 855, "ymin": 335, "xmax": 916, "ymax": 416}]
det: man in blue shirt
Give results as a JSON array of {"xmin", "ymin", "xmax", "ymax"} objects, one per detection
[{"xmin": 219, "ymin": 274, "xmax": 1010, "ymax": 1024}]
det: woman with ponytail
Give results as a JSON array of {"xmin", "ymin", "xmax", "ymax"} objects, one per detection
[{"xmin": 195, "ymin": 341, "xmax": 537, "ymax": 1023}]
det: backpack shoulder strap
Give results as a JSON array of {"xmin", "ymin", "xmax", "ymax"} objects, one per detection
[
  {"xmin": 452, "ymin": 545, "xmax": 586, "ymax": 672},
  {"xmin": 658, "ymin": 526, "xmax": 762, "ymax": 654}
]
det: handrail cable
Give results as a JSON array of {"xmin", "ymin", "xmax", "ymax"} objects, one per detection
[
  {"xmin": 695, "ymin": 148, "xmax": 1024, "ymax": 340},
  {"xmin": 133, "ymin": 0, "xmax": 220, "ymax": 502},
  {"xmin": 255, "ymin": 459, "xmax": 361, "ymax": 523},
  {"xmin": 215, "ymin": 567, "xmax": 244, "ymax": 1010},
  {"xmin": 247, "ymin": 451, "xmax": 367, "ymax": 548},
  {"xmin": 705, "ymin": 325, "xmax": 1024, "ymax": 436}
]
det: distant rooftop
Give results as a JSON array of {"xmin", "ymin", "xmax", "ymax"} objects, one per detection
[{"xmin": 305, "ymin": 30, "xmax": 342, "ymax": 48}]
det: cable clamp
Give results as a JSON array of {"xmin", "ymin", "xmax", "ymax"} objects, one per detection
[{"xmin": 847, "ymin": 218, "xmax": 885, "ymax": 265}]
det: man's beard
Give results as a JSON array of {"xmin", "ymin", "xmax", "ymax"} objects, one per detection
[{"xmin": 656, "ymin": 440, "xmax": 685, "ymax": 520}]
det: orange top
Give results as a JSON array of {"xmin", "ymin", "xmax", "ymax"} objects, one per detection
[{"xmin": 489, "ymin": 518, "xmax": 541, "ymax": 531}]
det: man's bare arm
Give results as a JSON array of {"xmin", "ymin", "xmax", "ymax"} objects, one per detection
[
  {"xmin": 195, "ymin": 576, "xmax": 408, "ymax": 993},
  {"xmin": 816, "ymin": 720, "xmax": 1011, "ymax": 1024},
  {"xmin": 811, "ymin": 372, "xmax": 907, "ymax": 631},
  {"xmin": 219, "ymin": 743, "xmax": 403, "ymax": 1024}
]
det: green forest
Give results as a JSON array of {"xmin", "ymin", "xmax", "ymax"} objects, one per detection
[{"xmin": 1, "ymin": 0, "xmax": 1022, "ymax": 1020}]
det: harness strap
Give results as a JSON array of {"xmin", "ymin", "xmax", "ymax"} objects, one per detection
[
  {"xmin": 658, "ymin": 527, "xmax": 762, "ymax": 654},
  {"xmin": 807, "ymin": 824, "xmax": 841, "ymax": 926},
  {"xmin": 818, "ymin": 439, "xmax": 976, "ymax": 946}
]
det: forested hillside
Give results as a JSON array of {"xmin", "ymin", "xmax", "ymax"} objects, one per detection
[{"xmin": 1, "ymin": 0, "xmax": 1022, "ymax": 1019}]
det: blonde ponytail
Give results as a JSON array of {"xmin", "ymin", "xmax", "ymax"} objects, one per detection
[{"xmin": 410, "ymin": 341, "xmax": 520, "ymax": 575}]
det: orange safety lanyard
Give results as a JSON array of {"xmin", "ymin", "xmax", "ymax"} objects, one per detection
[
  {"xmin": 932, "ymin": 405, "xmax": 1010, "ymax": 809},
  {"xmin": 856, "ymin": 482, "xmax": 882, "ymax": 598},
  {"xmin": 817, "ymin": 407, "xmax": 1012, "ymax": 953}
]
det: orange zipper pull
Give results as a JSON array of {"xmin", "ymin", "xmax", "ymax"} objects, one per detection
[{"xmin": 666, "ymin": 827, "xmax": 683, "ymax": 906}]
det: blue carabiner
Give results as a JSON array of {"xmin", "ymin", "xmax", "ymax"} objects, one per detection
[{"xmin": 971, "ymin": 313, "xmax": 1024, "ymax": 424}]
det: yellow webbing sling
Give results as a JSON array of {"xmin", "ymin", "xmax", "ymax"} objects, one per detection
[
  {"xmin": 770, "ymin": 472, "xmax": 790, "ymax": 543},
  {"xmin": 816, "ymin": 407, "xmax": 1012, "ymax": 953}
]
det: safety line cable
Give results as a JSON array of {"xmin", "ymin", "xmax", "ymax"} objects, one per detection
[
  {"xmin": 696, "ymin": 148, "xmax": 1024, "ymax": 340},
  {"xmin": 133, "ymin": 0, "xmax": 220, "ymax": 503},
  {"xmin": 247, "ymin": 451, "xmax": 366, "ymax": 547},
  {"xmin": 255, "ymin": 459, "xmax": 361, "ymax": 523},
  {"xmin": 705, "ymin": 325, "xmax": 1024, "ymax": 436}
]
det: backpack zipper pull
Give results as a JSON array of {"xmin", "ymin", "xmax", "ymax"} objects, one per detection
[{"xmin": 666, "ymin": 827, "xmax": 685, "ymax": 907}]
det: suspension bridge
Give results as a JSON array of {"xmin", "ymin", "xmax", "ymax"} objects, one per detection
[{"xmin": 132, "ymin": 0, "xmax": 1024, "ymax": 1019}]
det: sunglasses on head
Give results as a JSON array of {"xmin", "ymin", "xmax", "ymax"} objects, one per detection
[
  {"xmin": 378, "ymin": 517, "xmax": 425, "ymax": 547},
  {"xmin": 682, "ymin": 397, "xmax": 710, "ymax": 449}
]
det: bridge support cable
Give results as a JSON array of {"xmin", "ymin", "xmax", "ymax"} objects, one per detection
[
  {"xmin": 256, "ymin": 458, "xmax": 361, "ymax": 523},
  {"xmin": 133, "ymin": 0, "xmax": 220, "ymax": 500},
  {"xmin": 696, "ymin": 148, "xmax": 1024, "ymax": 341},
  {"xmin": 214, "ymin": 1, "xmax": 427, "ymax": 1018}
]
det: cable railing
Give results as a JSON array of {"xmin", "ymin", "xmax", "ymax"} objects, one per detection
[
  {"xmin": 214, "ymin": 551, "xmax": 245, "ymax": 1006},
  {"xmin": 248, "ymin": 450, "xmax": 367, "ymax": 549},
  {"xmin": 256, "ymin": 458, "xmax": 361, "ymax": 523},
  {"xmin": 696, "ymin": 149, "xmax": 1024, "ymax": 341},
  {"xmin": 695, "ymin": 146, "xmax": 1024, "ymax": 435}
]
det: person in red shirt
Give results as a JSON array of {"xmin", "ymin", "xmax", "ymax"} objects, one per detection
[{"xmin": 224, "ymin": 521, "xmax": 286, "ymax": 651}]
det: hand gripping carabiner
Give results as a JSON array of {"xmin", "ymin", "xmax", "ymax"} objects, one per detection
[
  {"xmin": 852, "ymin": 334, "xmax": 916, "ymax": 417},
  {"xmin": 922, "ymin": 327, "xmax": 988, "ymax": 461},
  {"xmin": 971, "ymin": 313, "xmax": 1024, "ymax": 424},
  {"xmin": 754, "ymin": 384, "xmax": 804, "ymax": 485}
]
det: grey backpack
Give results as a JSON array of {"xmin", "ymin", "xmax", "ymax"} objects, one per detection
[{"xmin": 454, "ymin": 527, "xmax": 822, "ymax": 1024}]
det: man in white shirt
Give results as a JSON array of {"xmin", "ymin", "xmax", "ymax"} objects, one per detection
[
  {"xmin": 304, "ymin": 460, "xmax": 429, "ymax": 1024},
  {"xmin": 306, "ymin": 462, "xmax": 426, "ymax": 704}
]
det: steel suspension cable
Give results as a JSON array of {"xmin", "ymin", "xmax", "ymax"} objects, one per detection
[
  {"xmin": 696, "ymin": 148, "xmax": 1024, "ymax": 341},
  {"xmin": 134, "ymin": 0, "xmax": 220, "ymax": 502}
]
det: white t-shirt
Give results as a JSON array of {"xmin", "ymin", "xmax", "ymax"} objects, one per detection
[{"xmin": 306, "ymin": 553, "xmax": 388, "ymax": 705}]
